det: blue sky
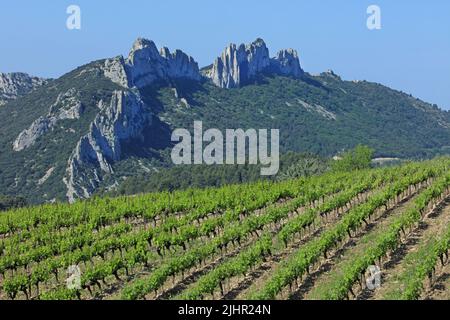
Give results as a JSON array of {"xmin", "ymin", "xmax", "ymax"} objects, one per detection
[{"xmin": 1, "ymin": 0, "xmax": 449, "ymax": 110}]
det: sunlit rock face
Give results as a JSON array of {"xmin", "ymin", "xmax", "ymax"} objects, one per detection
[
  {"xmin": 206, "ymin": 38, "xmax": 303, "ymax": 88},
  {"xmin": 0, "ymin": 72, "xmax": 47, "ymax": 105}
]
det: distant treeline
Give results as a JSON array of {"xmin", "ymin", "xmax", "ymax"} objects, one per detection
[
  {"xmin": 102, "ymin": 146, "xmax": 377, "ymax": 198},
  {"xmin": 0, "ymin": 195, "xmax": 27, "ymax": 212},
  {"xmin": 99, "ymin": 152, "xmax": 324, "ymax": 196},
  {"xmin": 0, "ymin": 147, "xmax": 391, "ymax": 206},
  {"xmin": 101, "ymin": 152, "xmax": 332, "ymax": 197}
]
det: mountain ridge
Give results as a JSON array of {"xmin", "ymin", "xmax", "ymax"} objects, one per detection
[
  {"xmin": 0, "ymin": 72, "xmax": 48, "ymax": 106},
  {"xmin": 205, "ymin": 38, "xmax": 304, "ymax": 88},
  {"xmin": 0, "ymin": 37, "xmax": 449, "ymax": 203}
]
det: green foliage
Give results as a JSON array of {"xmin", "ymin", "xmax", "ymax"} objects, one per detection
[
  {"xmin": 310, "ymin": 173, "xmax": 450, "ymax": 300},
  {"xmin": 0, "ymin": 158, "xmax": 448, "ymax": 300},
  {"xmin": 0, "ymin": 60, "xmax": 121, "ymax": 204},
  {"xmin": 383, "ymin": 223, "xmax": 450, "ymax": 300},
  {"xmin": 0, "ymin": 195, "xmax": 26, "ymax": 211},
  {"xmin": 155, "ymin": 76, "xmax": 450, "ymax": 160},
  {"xmin": 277, "ymin": 154, "xmax": 329, "ymax": 181},
  {"xmin": 101, "ymin": 152, "xmax": 327, "ymax": 197},
  {"xmin": 250, "ymin": 160, "xmax": 448, "ymax": 300},
  {"xmin": 332, "ymin": 145, "xmax": 375, "ymax": 172}
]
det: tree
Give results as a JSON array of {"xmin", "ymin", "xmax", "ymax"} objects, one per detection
[
  {"xmin": 0, "ymin": 195, "xmax": 27, "ymax": 212},
  {"xmin": 277, "ymin": 154, "xmax": 329, "ymax": 181},
  {"xmin": 332, "ymin": 145, "xmax": 374, "ymax": 172}
]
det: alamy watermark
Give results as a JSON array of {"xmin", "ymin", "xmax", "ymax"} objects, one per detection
[
  {"xmin": 66, "ymin": 265, "xmax": 82, "ymax": 290},
  {"xmin": 66, "ymin": 5, "xmax": 380, "ymax": 31},
  {"xmin": 66, "ymin": 5, "xmax": 81, "ymax": 30},
  {"xmin": 366, "ymin": 265, "xmax": 382, "ymax": 290},
  {"xmin": 367, "ymin": 5, "xmax": 382, "ymax": 30},
  {"xmin": 171, "ymin": 121, "xmax": 279, "ymax": 176}
]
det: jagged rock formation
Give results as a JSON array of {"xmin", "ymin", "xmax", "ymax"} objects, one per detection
[
  {"xmin": 206, "ymin": 38, "xmax": 270, "ymax": 89},
  {"xmin": 13, "ymin": 88, "xmax": 84, "ymax": 151},
  {"xmin": 64, "ymin": 90, "xmax": 151, "ymax": 202},
  {"xmin": 60, "ymin": 37, "xmax": 304, "ymax": 201},
  {"xmin": 101, "ymin": 37, "xmax": 303, "ymax": 90},
  {"xmin": 158, "ymin": 46, "xmax": 201, "ymax": 81},
  {"xmin": 101, "ymin": 38, "xmax": 201, "ymax": 89},
  {"xmin": 271, "ymin": 49, "xmax": 303, "ymax": 78},
  {"xmin": 9, "ymin": 38, "xmax": 201, "ymax": 202},
  {"xmin": 0, "ymin": 72, "xmax": 47, "ymax": 105},
  {"xmin": 102, "ymin": 57, "xmax": 129, "ymax": 88},
  {"xmin": 206, "ymin": 38, "xmax": 303, "ymax": 88},
  {"xmin": 321, "ymin": 69, "xmax": 341, "ymax": 80}
]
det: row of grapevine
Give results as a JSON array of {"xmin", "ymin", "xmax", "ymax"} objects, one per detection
[
  {"xmin": 0, "ymin": 158, "xmax": 448, "ymax": 300},
  {"xmin": 383, "ymin": 223, "xmax": 450, "ymax": 300},
  {"xmin": 122, "ymin": 164, "xmax": 442, "ymax": 299},
  {"xmin": 0, "ymin": 171, "xmax": 352, "ymax": 252},
  {"xmin": 0, "ymin": 171, "xmax": 363, "ymax": 278},
  {"xmin": 173, "ymin": 178, "xmax": 384, "ymax": 300},
  {"xmin": 1, "ymin": 169, "xmax": 370, "ymax": 299},
  {"xmin": 311, "ymin": 174, "xmax": 450, "ymax": 300},
  {"xmin": 248, "ymin": 163, "xmax": 445, "ymax": 299},
  {"xmin": 118, "ymin": 169, "xmax": 395, "ymax": 300},
  {"xmin": 0, "ymin": 176, "xmax": 314, "ymax": 236}
]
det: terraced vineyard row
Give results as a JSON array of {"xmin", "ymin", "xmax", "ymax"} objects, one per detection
[{"xmin": 0, "ymin": 158, "xmax": 449, "ymax": 300}]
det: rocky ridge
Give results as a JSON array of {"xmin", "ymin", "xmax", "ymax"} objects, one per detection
[
  {"xmin": 0, "ymin": 72, "xmax": 47, "ymax": 105},
  {"xmin": 11, "ymin": 37, "xmax": 439, "ymax": 204},
  {"xmin": 101, "ymin": 38, "xmax": 201, "ymax": 88},
  {"xmin": 64, "ymin": 90, "xmax": 151, "ymax": 202},
  {"xmin": 205, "ymin": 38, "xmax": 304, "ymax": 88},
  {"xmin": 5, "ymin": 38, "xmax": 313, "ymax": 202},
  {"xmin": 13, "ymin": 88, "xmax": 84, "ymax": 151}
]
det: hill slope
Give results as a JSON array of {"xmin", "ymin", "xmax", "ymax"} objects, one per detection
[
  {"xmin": 0, "ymin": 72, "xmax": 47, "ymax": 106},
  {"xmin": 0, "ymin": 38, "xmax": 449, "ymax": 203}
]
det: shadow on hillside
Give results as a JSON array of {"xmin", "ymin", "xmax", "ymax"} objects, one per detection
[
  {"xmin": 139, "ymin": 79, "xmax": 207, "ymax": 114},
  {"xmin": 121, "ymin": 116, "xmax": 174, "ymax": 161},
  {"xmin": 302, "ymin": 74, "xmax": 330, "ymax": 93}
]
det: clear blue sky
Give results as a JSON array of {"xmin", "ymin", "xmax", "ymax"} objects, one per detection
[{"xmin": 1, "ymin": 0, "xmax": 449, "ymax": 110}]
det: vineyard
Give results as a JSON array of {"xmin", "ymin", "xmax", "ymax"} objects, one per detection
[{"xmin": 1, "ymin": 158, "xmax": 450, "ymax": 300}]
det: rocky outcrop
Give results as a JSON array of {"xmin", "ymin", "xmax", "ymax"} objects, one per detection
[
  {"xmin": 270, "ymin": 49, "xmax": 303, "ymax": 78},
  {"xmin": 160, "ymin": 47, "xmax": 202, "ymax": 81},
  {"xmin": 64, "ymin": 90, "xmax": 151, "ymax": 202},
  {"xmin": 125, "ymin": 38, "xmax": 165, "ymax": 87},
  {"xmin": 54, "ymin": 38, "xmax": 202, "ymax": 202},
  {"xmin": 127, "ymin": 38, "xmax": 201, "ymax": 87},
  {"xmin": 296, "ymin": 98, "xmax": 337, "ymax": 121},
  {"xmin": 102, "ymin": 37, "xmax": 303, "ymax": 91},
  {"xmin": 0, "ymin": 72, "xmax": 47, "ymax": 105},
  {"xmin": 13, "ymin": 88, "xmax": 84, "ymax": 151},
  {"xmin": 207, "ymin": 38, "xmax": 270, "ymax": 88},
  {"xmin": 206, "ymin": 38, "xmax": 303, "ymax": 88},
  {"xmin": 100, "ymin": 38, "xmax": 201, "ymax": 89},
  {"xmin": 102, "ymin": 56, "xmax": 129, "ymax": 88},
  {"xmin": 320, "ymin": 69, "xmax": 341, "ymax": 80},
  {"xmin": 13, "ymin": 117, "xmax": 53, "ymax": 151}
]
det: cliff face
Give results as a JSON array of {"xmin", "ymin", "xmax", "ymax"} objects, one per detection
[
  {"xmin": 13, "ymin": 88, "xmax": 84, "ymax": 151},
  {"xmin": 271, "ymin": 49, "xmax": 304, "ymax": 78},
  {"xmin": 8, "ymin": 38, "xmax": 202, "ymax": 202},
  {"xmin": 0, "ymin": 72, "xmax": 47, "ymax": 105},
  {"xmin": 206, "ymin": 38, "xmax": 303, "ymax": 88},
  {"xmin": 64, "ymin": 90, "xmax": 151, "ymax": 202},
  {"xmin": 101, "ymin": 38, "xmax": 201, "ymax": 89}
]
